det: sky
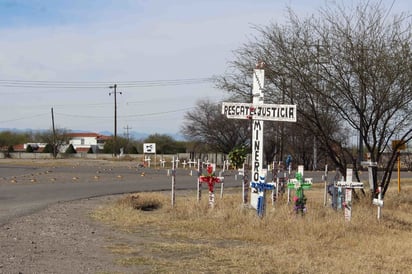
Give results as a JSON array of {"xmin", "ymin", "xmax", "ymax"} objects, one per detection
[{"xmin": 0, "ymin": 0, "xmax": 409, "ymax": 138}]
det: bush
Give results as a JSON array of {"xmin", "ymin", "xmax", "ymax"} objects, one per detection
[
  {"xmin": 43, "ymin": 143, "xmax": 54, "ymax": 153},
  {"xmin": 65, "ymin": 144, "xmax": 77, "ymax": 154},
  {"xmin": 26, "ymin": 145, "xmax": 34, "ymax": 152}
]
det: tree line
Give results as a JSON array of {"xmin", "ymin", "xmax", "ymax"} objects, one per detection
[{"xmin": 0, "ymin": 130, "xmax": 187, "ymax": 155}]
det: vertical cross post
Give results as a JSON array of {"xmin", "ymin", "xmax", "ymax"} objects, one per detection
[
  {"xmin": 335, "ymin": 169, "xmax": 364, "ymax": 221},
  {"xmin": 199, "ymin": 164, "xmax": 224, "ymax": 208},
  {"xmin": 221, "ymin": 65, "xmax": 297, "ymax": 217},
  {"xmin": 373, "ymin": 186, "xmax": 384, "ymax": 220},
  {"xmin": 171, "ymin": 156, "xmax": 176, "ymax": 208},
  {"xmin": 287, "ymin": 168, "xmax": 312, "ymax": 215}
]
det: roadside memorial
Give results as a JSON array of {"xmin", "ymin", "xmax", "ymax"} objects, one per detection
[
  {"xmin": 242, "ymin": 164, "xmax": 249, "ymax": 204},
  {"xmin": 360, "ymin": 160, "xmax": 384, "ymax": 219},
  {"xmin": 323, "ymin": 165, "xmax": 328, "ymax": 206},
  {"xmin": 334, "ymin": 169, "xmax": 363, "ymax": 221},
  {"xmin": 144, "ymin": 157, "xmax": 151, "ymax": 168},
  {"xmin": 199, "ymin": 164, "xmax": 224, "ymax": 208},
  {"xmin": 250, "ymin": 173, "xmax": 275, "ymax": 217},
  {"xmin": 287, "ymin": 165, "xmax": 310, "ymax": 204},
  {"xmin": 287, "ymin": 167, "xmax": 312, "ymax": 215},
  {"xmin": 373, "ymin": 186, "xmax": 384, "ymax": 220},
  {"xmin": 197, "ymin": 159, "xmax": 202, "ymax": 201},
  {"xmin": 159, "ymin": 158, "xmax": 166, "ymax": 168},
  {"xmin": 272, "ymin": 162, "xmax": 288, "ymax": 204},
  {"xmin": 221, "ymin": 63, "xmax": 297, "ymax": 217},
  {"xmin": 171, "ymin": 156, "xmax": 176, "ymax": 208}
]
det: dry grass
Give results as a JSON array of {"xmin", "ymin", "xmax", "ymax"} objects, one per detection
[{"xmin": 92, "ymin": 182, "xmax": 412, "ymax": 273}]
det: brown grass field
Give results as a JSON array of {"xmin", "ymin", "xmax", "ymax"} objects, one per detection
[{"xmin": 92, "ymin": 180, "xmax": 412, "ymax": 273}]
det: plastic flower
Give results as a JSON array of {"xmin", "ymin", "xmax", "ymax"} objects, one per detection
[{"xmin": 199, "ymin": 165, "xmax": 221, "ymax": 192}]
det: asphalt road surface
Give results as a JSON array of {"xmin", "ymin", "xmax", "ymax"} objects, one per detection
[
  {"xmin": 0, "ymin": 159, "xmax": 244, "ymax": 225},
  {"xmin": 0, "ymin": 159, "xmax": 410, "ymax": 225}
]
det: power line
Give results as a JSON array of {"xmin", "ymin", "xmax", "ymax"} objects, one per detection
[
  {"xmin": 0, "ymin": 77, "xmax": 214, "ymax": 89},
  {"xmin": 54, "ymin": 107, "xmax": 194, "ymax": 119}
]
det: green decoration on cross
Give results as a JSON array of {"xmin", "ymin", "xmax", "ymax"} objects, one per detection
[{"xmin": 288, "ymin": 172, "xmax": 312, "ymax": 215}]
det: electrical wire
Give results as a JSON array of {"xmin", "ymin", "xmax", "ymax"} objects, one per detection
[{"xmin": 0, "ymin": 77, "xmax": 214, "ymax": 89}]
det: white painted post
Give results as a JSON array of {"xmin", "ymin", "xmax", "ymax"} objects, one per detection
[
  {"xmin": 323, "ymin": 165, "xmax": 328, "ymax": 207},
  {"xmin": 373, "ymin": 186, "xmax": 384, "ymax": 220},
  {"xmin": 221, "ymin": 65, "xmax": 297, "ymax": 216},
  {"xmin": 171, "ymin": 156, "xmax": 176, "ymax": 207},
  {"xmin": 197, "ymin": 159, "xmax": 202, "ymax": 202},
  {"xmin": 145, "ymin": 156, "xmax": 151, "ymax": 168},
  {"xmin": 242, "ymin": 163, "xmax": 248, "ymax": 204}
]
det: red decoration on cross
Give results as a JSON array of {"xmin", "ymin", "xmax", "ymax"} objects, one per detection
[{"xmin": 199, "ymin": 165, "xmax": 222, "ymax": 192}]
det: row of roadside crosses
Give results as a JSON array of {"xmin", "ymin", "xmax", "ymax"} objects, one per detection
[{"xmin": 248, "ymin": 160, "xmax": 382, "ymax": 220}]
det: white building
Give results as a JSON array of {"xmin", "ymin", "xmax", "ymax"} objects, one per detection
[{"xmin": 67, "ymin": 132, "xmax": 111, "ymax": 153}]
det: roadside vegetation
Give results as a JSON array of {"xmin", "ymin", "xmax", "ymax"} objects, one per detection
[{"xmin": 92, "ymin": 181, "xmax": 412, "ymax": 273}]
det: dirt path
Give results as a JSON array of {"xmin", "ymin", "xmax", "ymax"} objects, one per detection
[{"xmin": 0, "ymin": 196, "xmax": 132, "ymax": 274}]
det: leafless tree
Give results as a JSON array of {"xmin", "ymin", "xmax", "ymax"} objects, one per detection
[
  {"xmin": 216, "ymin": 2, "xmax": 412, "ymax": 197},
  {"xmin": 35, "ymin": 128, "xmax": 70, "ymax": 157},
  {"xmin": 181, "ymin": 99, "xmax": 250, "ymax": 154}
]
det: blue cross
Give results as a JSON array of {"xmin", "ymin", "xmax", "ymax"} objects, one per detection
[{"xmin": 250, "ymin": 175, "xmax": 275, "ymax": 217}]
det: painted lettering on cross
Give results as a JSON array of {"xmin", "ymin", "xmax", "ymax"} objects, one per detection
[
  {"xmin": 252, "ymin": 120, "xmax": 263, "ymax": 182},
  {"xmin": 221, "ymin": 102, "xmax": 297, "ymax": 122}
]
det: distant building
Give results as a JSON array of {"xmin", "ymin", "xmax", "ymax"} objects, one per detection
[{"xmin": 67, "ymin": 132, "xmax": 111, "ymax": 153}]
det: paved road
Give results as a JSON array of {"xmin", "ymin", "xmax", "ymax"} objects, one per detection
[
  {"xmin": 0, "ymin": 160, "xmax": 243, "ymax": 225},
  {"xmin": 1, "ymin": 159, "xmax": 410, "ymax": 225}
]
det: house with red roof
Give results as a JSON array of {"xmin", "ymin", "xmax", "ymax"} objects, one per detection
[{"xmin": 67, "ymin": 132, "xmax": 111, "ymax": 153}]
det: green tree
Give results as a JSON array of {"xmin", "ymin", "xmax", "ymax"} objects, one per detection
[
  {"xmin": 0, "ymin": 131, "xmax": 31, "ymax": 150},
  {"xmin": 228, "ymin": 146, "xmax": 248, "ymax": 169}
]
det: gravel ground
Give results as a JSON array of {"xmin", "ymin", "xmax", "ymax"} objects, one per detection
[{"xmin": 0, "ymin": 196, "xmax": 131, "ymax": 274}]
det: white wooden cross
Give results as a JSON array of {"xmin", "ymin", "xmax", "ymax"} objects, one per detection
[
  {"xmin": 334, "ymin": 168, "xmax": 363, "ymax": 221},
  {"xmin": 373, "ymin": 186, "xmax": 384, "ymax": 220},
  {"xmin": 159, "ymin": 158, "xmax": 166, "ymax": 168},
  {"xmin": 144, "ymin": 156, "xmax": 151, "ymax": 168},
  {"xmin": 221, "ymin": 64, "xmax": 297, "ymax": 215}
]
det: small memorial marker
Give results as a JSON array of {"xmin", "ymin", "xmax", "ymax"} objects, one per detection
[
  {"xmin": 288, "ymin": 171, "xmax": 312, "ymax": 215},
  {"xmin": 334, "ymin": 169, "xmax": 363, "ymax": 221},
  {"xmin": 199, "ymin": 165, "xmax": 224, "ymax": 208},
  {"xmin": 250, "ymin": 173, "xmax": 275, "ymax": 217},
  {"xmin": 373, "ymin": 186, "xmax": 384, "ymax": 220}
]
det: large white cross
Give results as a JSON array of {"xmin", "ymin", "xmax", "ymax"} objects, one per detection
[
  {"xmin": 222, "ymin": 66, "xmax": 297, "ymax": 210},
  {"xmin": 334, "ymin": 168, "xmax": 364, "ymax": 221}
]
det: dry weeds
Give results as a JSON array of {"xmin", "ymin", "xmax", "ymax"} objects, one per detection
[{"xmin": 92, "ymin": 182, "xmax": 412, "ymax": 273}]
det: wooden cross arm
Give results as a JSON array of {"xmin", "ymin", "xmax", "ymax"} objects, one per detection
[
  {"xmin": 334, "ymin": 181, "xmax": 364, "ymax": 189},
  {"xmin": 250, "ymin": 182, "xmax": 275, "ymax": 191}
]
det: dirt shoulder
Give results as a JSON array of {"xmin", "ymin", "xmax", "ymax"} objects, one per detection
[{"xmin": 0, "ymin": 196, "xmax": 132, "ymax": 274}]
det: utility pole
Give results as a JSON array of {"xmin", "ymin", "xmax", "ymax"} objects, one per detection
[
  {"xmin": 124, "ymin": 125, "xmax": 132, "ymax": 141},
  {"xmin": 124, "ymin": 125, "xmax": 132, "ymax": 153},
  {"xmin": 109, "ymin": 84, "xmax": 122, "ymax": 156},
  {"xmin": 51, "ymin": 107, "xmax": 57, "ymax": 158}
]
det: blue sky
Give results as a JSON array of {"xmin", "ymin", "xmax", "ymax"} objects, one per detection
[{"xmin": 0, "ymin": 0, "xmax": 409, "ymax": 137}]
